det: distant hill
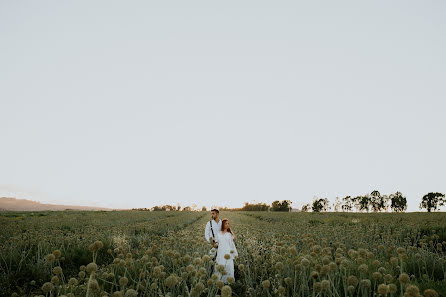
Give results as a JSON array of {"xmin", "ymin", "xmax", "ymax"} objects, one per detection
[{"xmin": 0, "ymin": 197, "xmax": 114, "ymax": 211}]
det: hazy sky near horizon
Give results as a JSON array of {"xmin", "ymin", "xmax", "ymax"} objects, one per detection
[{"xmin": 1, "ymin": 1, "xmax": 445, "ymax": 211}]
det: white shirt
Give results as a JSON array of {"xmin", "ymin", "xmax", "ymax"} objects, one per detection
[{"xmin": 205, "ymin": 219, "xmax": 222, "ymax": 243}]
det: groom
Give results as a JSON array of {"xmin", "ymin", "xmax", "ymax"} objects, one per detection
[{"xmin": 205, "ymin": 208, "xmax": 222, "ymax": 248}]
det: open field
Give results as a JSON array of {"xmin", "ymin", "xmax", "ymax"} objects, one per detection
[{"xmin": 1, "ymin": 211, "xmax": 445, "ymax": 297}]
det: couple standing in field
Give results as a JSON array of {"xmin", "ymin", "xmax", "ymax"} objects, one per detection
[{"xmin": 204, "ymin": 209, "xmax": 238, "ymax": 284}]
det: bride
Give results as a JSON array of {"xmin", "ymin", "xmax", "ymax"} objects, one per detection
[{"xmin": 214, "ymin": 218, "xmax": 238, "ymax": 283}]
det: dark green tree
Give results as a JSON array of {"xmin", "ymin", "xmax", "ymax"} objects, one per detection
[
  {"xmin": 241, "ymin": 202, "xmax": 269, "ymax": 211},
  {"xmin": 420, "ymin": 192, "xmax": 445, "ymax": 212},
  {"xmin": 353, "ymin": 195, "xmax": 370, "ymax": 212},
  {"xmin": 370, "ymin": 190, "xmax": 384, "ymax": 212},
  {"xmin": 271, "ymin": 200, "xmax": 292, "ymax": 211},
  {"xmin": 390, "ymin": 191, "xmax": 407, "ymax": 212},
  {"xmin": 271, "ymin": 200, "xmax": 281, "ymax": 211},
  {"xmin": 301, "ymin": 203, "xmax": 310, "ymax": 212},
  {"xmin": 152, "ymin": 205, "xmax": 177, "ymax": 211},
  {"xmin": 312, "ymin": 198, "xmax": 330, "ymax": 212},
  {"xmin": 369, "ymin": 190, "xmax": 390, "ymax": 212},
  {"xmin": 341, "ymin": 196, "xmax": 353, "ymax": 212}
]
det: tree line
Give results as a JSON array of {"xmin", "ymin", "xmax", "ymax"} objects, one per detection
[
  {"xmin": 132, "ymin": 205, "xmax": 206, "ymax": 211},
  {"xmin": 132, "ymin": 205, "xmax": 235, "ymax": 212},
  {"xmin": 132, "ymin": 191, "xmax": 445, "ymax": 212},
  {"xmin": 306, "ymin": 191, "xmax": 445, "ymax": 212},
  {"xmin": 238, "ymin": 191, "xmax": 445, "ymax": 213}
]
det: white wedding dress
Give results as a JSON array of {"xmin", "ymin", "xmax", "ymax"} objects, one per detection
[{"xmin": 214, "ymin": 230, "xmax": 238, "ymax": 283}]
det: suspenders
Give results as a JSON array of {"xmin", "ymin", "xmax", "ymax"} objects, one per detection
[
  {"xmin": 210, "ymin": 220, "xmax": 215, "ymax": 242},
  {"xmin": 209, "ymin": 220, "xmax": 218, "ymax": 260}
]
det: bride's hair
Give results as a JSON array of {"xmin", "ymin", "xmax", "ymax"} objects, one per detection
[{"xmin": 221, "ymin": 218, "xmax": 234, "ymax": 236}]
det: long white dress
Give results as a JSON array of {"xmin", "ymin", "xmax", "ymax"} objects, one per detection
[{"xmin": 214, "ymin": 230, "xmax": 238, "ymax": 283}]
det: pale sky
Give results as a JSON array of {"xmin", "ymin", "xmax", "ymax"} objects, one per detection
[{"xmin": 1, "ymin": 1, "xmax": 445, "ymax": 211}]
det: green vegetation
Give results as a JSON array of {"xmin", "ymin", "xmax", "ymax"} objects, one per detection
[{"xmin": 0, "ymin": 211, "xmax": 445, "ymax": 297}]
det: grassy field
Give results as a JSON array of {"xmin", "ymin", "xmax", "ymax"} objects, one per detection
[{"xmin": 0, "ymin": 211, "xmax": 445, "ymax": 297}]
